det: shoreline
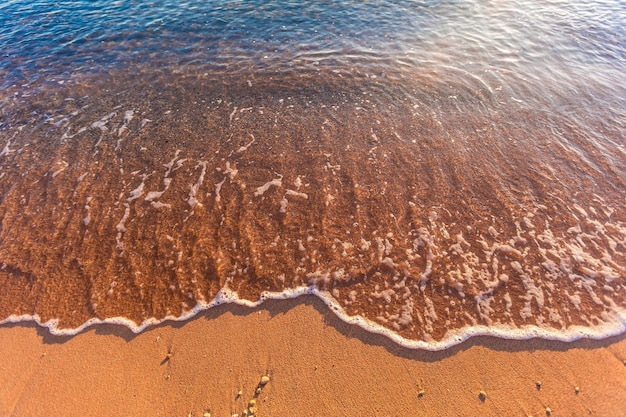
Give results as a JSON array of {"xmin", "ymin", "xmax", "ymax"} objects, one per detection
[
  {"xmin": 2, "ymin": 295, "xmax": 626, "ymax": 417},
  {"xmin": 3, "ymin": 288, "xmax": 626, "ymax": 352}
]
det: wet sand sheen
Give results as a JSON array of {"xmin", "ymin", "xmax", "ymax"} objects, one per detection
[
  {"xmin": 1, "ymin": 296, "xmax": 626, "ymax": 417},
  {"xmin": 0, "ymin": 72, "xmax": 624, "ymax": 347}
]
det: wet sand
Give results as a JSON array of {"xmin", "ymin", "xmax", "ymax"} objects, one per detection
[{"xmin": 2, "ymin": 296, "xmax": 625, "ymax": 417}]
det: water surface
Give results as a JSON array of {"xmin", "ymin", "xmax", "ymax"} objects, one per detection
[{"xmin": 1, "ymin": 0, "xmax": 625, "ymax": 349}]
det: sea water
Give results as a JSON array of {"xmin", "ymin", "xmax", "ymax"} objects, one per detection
[{"xmin": 0, "ymin": 0, "xmax": 625, "ymax": 350}]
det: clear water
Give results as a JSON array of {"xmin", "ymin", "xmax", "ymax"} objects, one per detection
[{"xmin": 0, "ymin": 0, "xmax": 625, "ymax": 349}]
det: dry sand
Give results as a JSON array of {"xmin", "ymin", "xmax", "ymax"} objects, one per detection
[{"xmin": 1, "ymin": 295, "xmax": 625, "ymax": 417}]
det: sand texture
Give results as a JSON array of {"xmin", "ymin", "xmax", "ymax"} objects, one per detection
[{"xmin": 1, "ymin": 296, "xmax": 625, "ymax": 417}]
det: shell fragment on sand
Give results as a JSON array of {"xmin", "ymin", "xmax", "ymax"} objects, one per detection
[{"xmin": 478, "ymin": 390, "xmax": 487, "ymax": 402}]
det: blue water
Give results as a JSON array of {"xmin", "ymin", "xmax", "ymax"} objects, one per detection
[
  {"xmin": 1, "ymin": 0, "xmax": 625, "ymax": 94},
  {"xmin": 0, "ymin": 0, "xmax": 433, "ymax": 82}
]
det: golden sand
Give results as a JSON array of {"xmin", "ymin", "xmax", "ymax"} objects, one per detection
[{"xmin": 1, "ymin": 296, "xmax": 625, "ymax": 417}]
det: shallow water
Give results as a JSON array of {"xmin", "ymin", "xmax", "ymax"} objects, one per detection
[{"xmin": 0, "ymin": 0, "xmax": 625, "ymax": 349}]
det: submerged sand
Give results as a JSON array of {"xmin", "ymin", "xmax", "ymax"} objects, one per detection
[
  {"xmin": 1, "ymin": 296, "xmax": 625, "ymax": 417},
  {"xmin": 1, "ymin": 73, "xmax": 625, "ymax": 346}
]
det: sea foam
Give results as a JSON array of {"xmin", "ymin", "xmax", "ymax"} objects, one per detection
[{"xmin": 3, "ymin": 286, "xmax": 625, "ymax": 351}]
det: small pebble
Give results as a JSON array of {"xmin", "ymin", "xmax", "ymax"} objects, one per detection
[
  {"xmin": 418, "ymin": 389, "xmax": 425, "ymax": 399},
  {"xmin": 546, "ymin": 407, "xmax": 551, "ymax": 416},
  {"xmin": 248, "ymin": 399, "xmax": 256, "ymax": 408},
  {"xmin": 478, "ymin": 391, "xmax": 487, "ymax": 402},
  {"xmin": 536, "ymin": 381, "xmax": 542, "ymax": 390},
  {"xmin": 255, "ymin": 387, "xmax": 262, "ymax": 395},
  {"xmin": 575, "ymin": 386, "xmax": 580, "ymax": 394}
]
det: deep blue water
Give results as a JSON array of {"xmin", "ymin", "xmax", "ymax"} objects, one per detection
[{"xmin": 1, "ymin": 0, "xmax": 625, "ymax": 96}]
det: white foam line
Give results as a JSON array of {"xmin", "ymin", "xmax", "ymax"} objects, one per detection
[
  {"xmin": 145, "ymin": 190, "xmax": 165, "ymax": 202},
  {"xmin": 224, "ymin": 161, "xmax": 238, "ymax": 179},
  {"xmin": 151, "ymin": 201, "xmax": 171, "ymax": 209},
  {"xmin": 127, "ymin": 182, "xmax": 145, "ymax": 202},
  {"xmin": 145, "ymin": 178, "xmax": 172, "ymax": 203},
  {"xmin": 0, "ymin": 140, "xmax": 14, "ymax": 157},
  {"xmin": 254, "ymin": 176, "xmax": 283, "ymax": 197},
  {"xmin": 279, "ymin": 197, "xmax": 288, "ymax": 213},
  {"xmin": 187, "ymin": 161, "xmax": 207, "ymax": 208},
  {"xmin": 93, "ymin": 134, "xmax": 104, "ymax": 151},
  {"xmin": 294, "ymin": 176, "xmax": 302, "ymax": 190},
  {"xmin": 51, "ymin": 116, "xmax": 69, "ymax": 128},
  {"xmin": 123, "ymin": 109, "xmax": 134, "ymax": 123},
  {"xmin": 236, "ymin": 134, "xmax": 256, "ymax": 153},
  {"xmin": 60, "ymin": 125, "xmax": 84, "ymax": 141},
  {"xmin": 50, "ymin": 160, "xmax": 69, "ymax": 178},
  {"xmin": 117, "ymin": 109, "xmax": 135, "ymax": 137},
  {"xmin": 91, "ymin": 112, "xmax": 116, "ymax": 131},
  {"xmin": 115, "ymin": 203, "xmax": 131, "ymax": 252},
  {"xmin": 214, "ymin": 162, "xmax": 238, "ymax": 204},
  {"xmin": 83, "ymin": 197, "xmax": 92, "ymax": 226},
  {"xmin": 286, "ymin": 189, "xmax": 309, "ymax": 199},
  {"xmin": 2, "ymin": 286, "xmax": 625, "ymax": 351},
  {"xmin": 163, "ymin": 150, "xmax": 181, "ymax": 177}
]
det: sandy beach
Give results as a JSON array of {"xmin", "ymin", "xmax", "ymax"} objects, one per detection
[
  {"xmin": 2, "ymin": 2, "xmax": 626, "ymax": 416},
  {"xmin": 1, "ymin": 295, "xmax": 625, "ymax": 417}
]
